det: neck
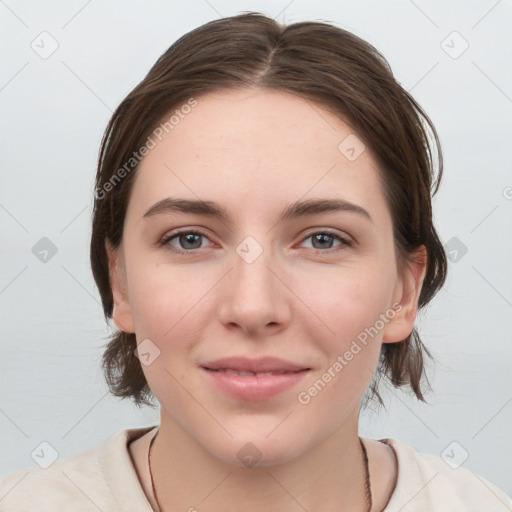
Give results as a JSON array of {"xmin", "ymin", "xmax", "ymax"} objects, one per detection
[{"xmin": 150, "ymin": 408, "xmax": 371, "ymax": 512}]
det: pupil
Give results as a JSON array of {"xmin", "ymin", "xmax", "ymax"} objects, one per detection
[
  {"xmin": 313, "ymin": 234, "xmax": 332, "ymax": 249},
  {"xmin": 181, "ymin": 233, "xmax": 201, "ymax": 249}
]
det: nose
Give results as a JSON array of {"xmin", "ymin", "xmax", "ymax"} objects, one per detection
[{"xmin": 217, "ymin": 239, "xmax": 291, "ymax": 337}]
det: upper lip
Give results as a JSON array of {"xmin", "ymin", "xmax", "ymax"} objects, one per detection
[{"xmin": 201, "ymin": 356, "xmax": 309, "ymax": 373}]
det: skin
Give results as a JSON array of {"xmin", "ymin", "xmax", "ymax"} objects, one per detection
[{"xmin": 107, "ymin": 88, "xmax": 426, "ymax": 511}]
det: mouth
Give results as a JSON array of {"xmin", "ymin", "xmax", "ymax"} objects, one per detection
[
  {"xmin": 201, "ymin": 355, "xmax": 310, "ymax": 374},
  {"xmin": 201, "ymin": 356, "xmax": 311, "ymax": 401},
  {"xmin": 205, "ymin": 368, "xmax": 303, "ymax": 377}
]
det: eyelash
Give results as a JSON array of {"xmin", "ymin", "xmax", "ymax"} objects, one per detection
[{"xmin": 159, "ymin": 229, "xmax": 354, "ymax": 255}]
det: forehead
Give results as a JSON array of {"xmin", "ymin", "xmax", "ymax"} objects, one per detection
[{"xmin": 128, "ymin": 88, "xmax": 388, "ymax": 223}]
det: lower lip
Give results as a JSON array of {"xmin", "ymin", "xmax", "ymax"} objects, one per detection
[{"xmin": 202, "ymin": 368, "xmax": 310, "ymax": 401}]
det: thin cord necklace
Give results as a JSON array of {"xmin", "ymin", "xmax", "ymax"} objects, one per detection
[{"xmin": 147, "ymin": 429, "xmax": 372, "ymax": 512}]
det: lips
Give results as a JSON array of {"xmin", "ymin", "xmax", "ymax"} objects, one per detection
[
  {"xmin": 201, "ymin": 356, "xmax": 309, "ymax": 374},
  {"xmin": 201, "ymin": 356, "xmax": 310, "ymax": 401},
  {"xmin": 213, "ymin": 369, "xmax": 289, "ymax": 377}
]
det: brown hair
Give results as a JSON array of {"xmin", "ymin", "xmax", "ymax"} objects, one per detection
[{"xmin": 90, "ymin": 12, "xmax": 447, "ymax": 408}]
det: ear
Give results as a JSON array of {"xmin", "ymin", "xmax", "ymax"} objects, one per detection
[
  {"xmin": 382, "ymin": 245, "xmax": 427, "ymax": 344},
  {"xmin": 105, "ymin": 240, "xmax": 135, "ymax": 334}
]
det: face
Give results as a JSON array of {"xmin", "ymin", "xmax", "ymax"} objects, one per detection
[{"xmin": 108, "ymin": 88, "xmax": 424, "ymax": 466}]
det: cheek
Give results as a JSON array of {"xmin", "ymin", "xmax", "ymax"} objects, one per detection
[
  {"xmin": 303, "ymin": 263, "xmax": 397, "ymax": 347},
  {"xmin": 293, "ymin": 264, "xmax": 396, "ymax": 411},
  {"xmin": 126, "ymin": 262, "xmax": 223, "ymax": 392},
  {"xmin": 127, "ymin": 261, "xmax": 214, "ymax": 340},
  {"xmin": 295, "ymin": 271, "xmax": 391, "ymax": 421},
  {"xmin": 128, "ymin": 267, "xmax": 211, "ymax": 403}
]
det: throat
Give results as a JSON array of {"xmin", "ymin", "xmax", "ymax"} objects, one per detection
[{"xmin": 145, "ymin": 427, "xmax": 379, "ymax": 512}]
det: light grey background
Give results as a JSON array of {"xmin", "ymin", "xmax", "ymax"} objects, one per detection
[{"xmin": 1, "ymin": 0, "xmax": 511, "ymax": 498}]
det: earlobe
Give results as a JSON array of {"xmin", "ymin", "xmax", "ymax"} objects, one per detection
[
  {"xmin": 105, "ymin": 240, "xmax": 136, "ymax": 334},
  {"xmin": 382, "ymin": 246, "xmax": 427, "ymax": 344}
]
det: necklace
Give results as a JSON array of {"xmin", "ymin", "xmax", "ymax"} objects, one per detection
[{"xmin": 148, "ymin": 429, "xmax": 372, "ymax": 512}]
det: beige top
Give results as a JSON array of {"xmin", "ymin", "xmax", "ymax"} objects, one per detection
[{"xmin": 0, "ymin": 426, "xmax": 510, "ymax": 511}]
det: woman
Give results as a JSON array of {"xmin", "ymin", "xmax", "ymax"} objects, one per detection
[{"xmin": 1, "ymin": 12, "xmax": 510, "ymax": 512}]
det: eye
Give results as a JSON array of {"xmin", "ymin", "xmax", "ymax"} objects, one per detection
[
  {"xmin": 160, "ymin": 229, "xmax": 353, "ymax": 255},
  {"xmin": 299, "ymin": 231, "xmax": 353, "ymax": 252},
  {"xmin": 160, "ymin": 230, "xmax": 214, "ymax": 253}
]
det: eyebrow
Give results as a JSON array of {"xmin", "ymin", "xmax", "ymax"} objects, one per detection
[{"xmin": 142, "ymin": 197, "xmax": 372, "ymax": 223}]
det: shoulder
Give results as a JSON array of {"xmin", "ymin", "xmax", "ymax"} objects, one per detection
[
  {"xmin": 379, "ymin": 438, "xmax": 512, "ymax": 512},
  {"xmin": 0, "ymin": 427, "xmax": 157, "ymax": 512}
]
